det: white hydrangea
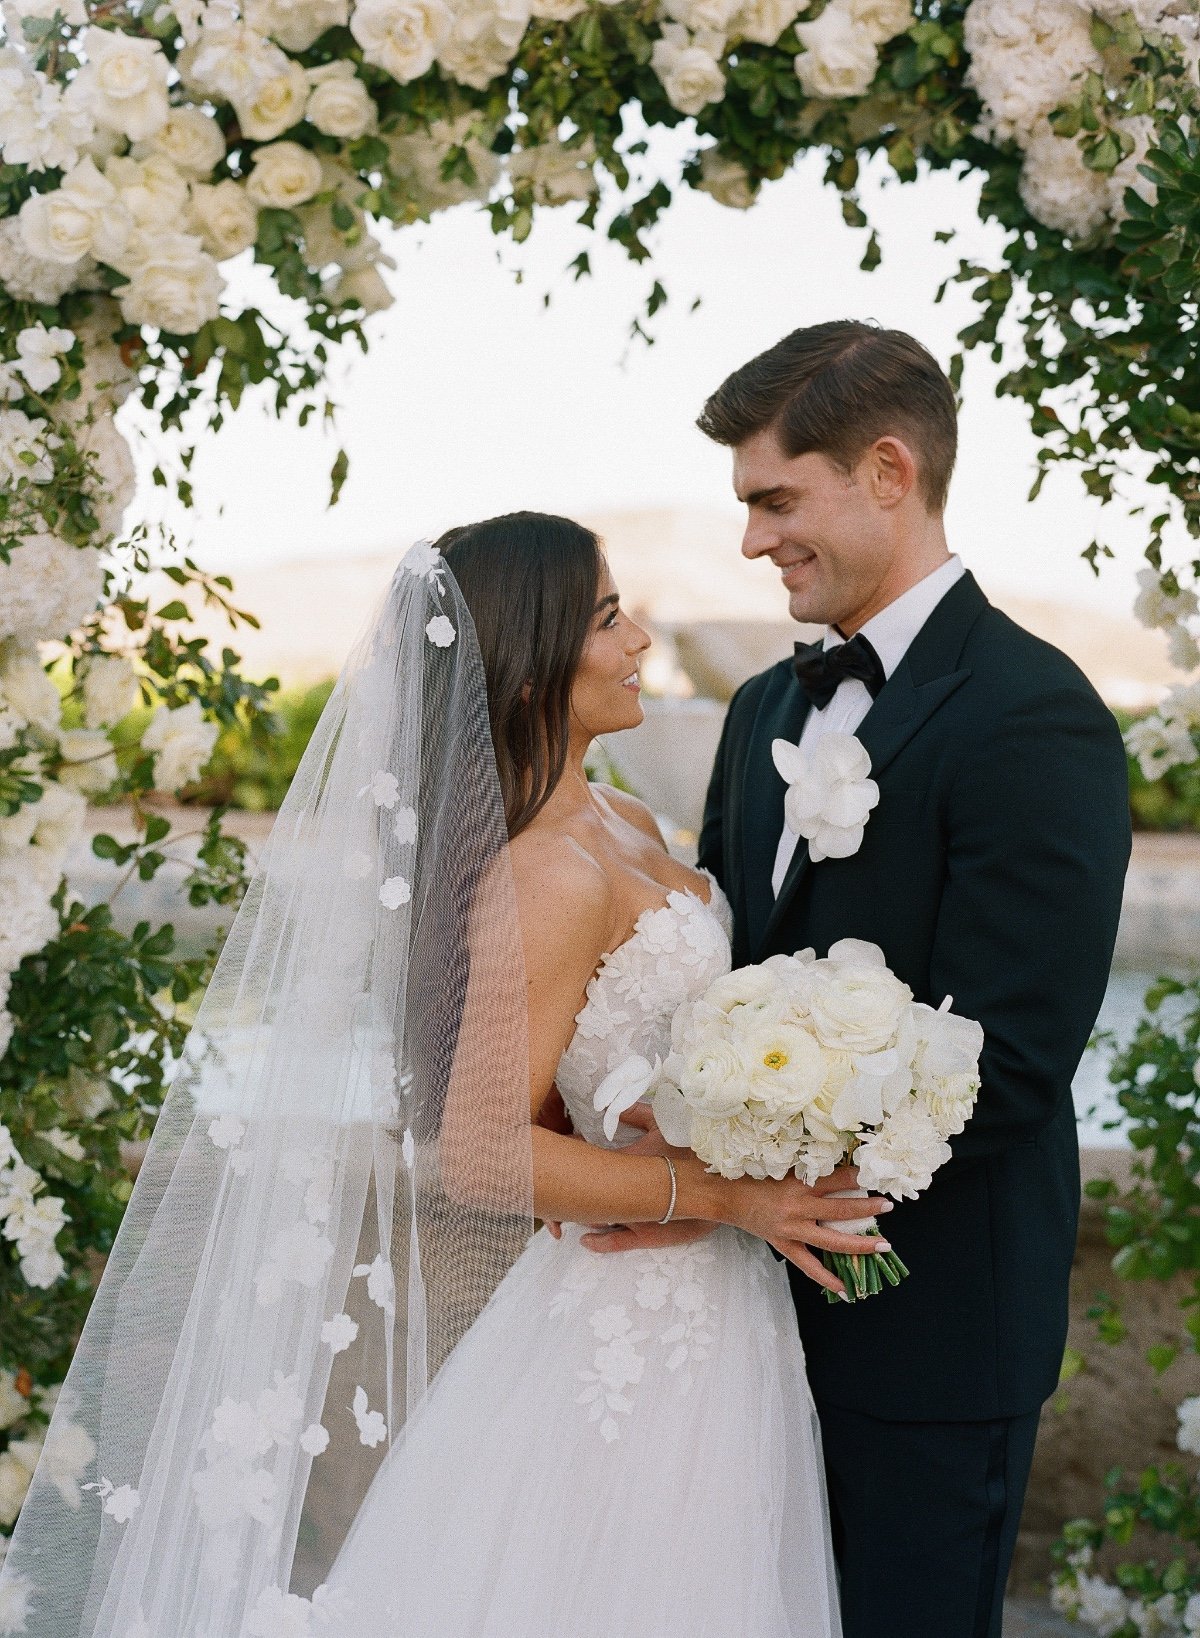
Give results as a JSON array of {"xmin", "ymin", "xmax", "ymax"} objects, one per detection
[
  {"xmin": 349, "ymin": 0, "xmax": 452, "ymax": 83},
  {"xmin": 141, "ymin": 698, "xmax": 219, "ymax": 791},
  {"xmin": 1072, "ymin": 1572, "xmax": 1132, "ymax": 1638},
  {"xmin": 70, "ymin": 26, "xmax": 171, "ymax": 142},
  {"xmin": 438, "ymin": 0, "xmax": 530, "ymax": 91},
  {"xmin": 963, "ymin": 0, "xmax": 1101, "ymax": 148},
  {"xmin": 651, "ymin": 24, "xmax": 727, "ymax": 116},
  {"xmin": 74, "ymin": 414, "xmax": 137, "ymax": 539},
  {"xmin": 0, "ymin": 535, "xmax": 105, "ymax": 645},
  {"xmin": 1131, "ymin": 1593, "xmax": 1186, "ymax": 1637},
  {"xmin": 82, "ymin": 654, "xmax": 139, "ymax": 728},
  {"xmin": 0, "ymin": 639, "xmax": 61, "ymax": 732},
  {"xmin": 1018, "ymin": 124, "xmax": 1113, "ymax": 241}
]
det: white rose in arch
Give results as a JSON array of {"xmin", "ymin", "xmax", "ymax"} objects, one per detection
[
  {"xmin": 141, "ymin": 698, "xmax": 219, "ymax": 792},
  {"xmin": 189, "ymin": 179, "xmax": 259, "ymax": 262},
  {"xmin": 772, "ymin": 732, "xmax": 879, "ymax": 863},
  {"xmin": 794, "ymin": 3, "xmax": 879, "ymax": 98},
  {"xmin": 305, "ymin": 62, "xmax": 377, "ymax": 139},
  {"xmin": 350, "ymin": 0, "xmax": 453, "ymax": 84},
  {"xmin": 651, "ymin": 26, "xmax": 727, "ymax": 118},
  {"xmin": 113, "ymin": 233, "xmax": 225, "ymax": 333},
  {"xmin": 71, "ymin": 27, "xmax": 170, "ymax": 142},
  {"xmin": 236, "ymin": 59, "xmax": 310, "ymax": 142},
  {"xmin": 133, "ymin": 105, "xmax": 227, "ymax": 179},
  {"xmin": 245, "ymin": 140, "xmax": 324, "ymax": 210},
  {"xmin": 847, "ymin": 0, "xmax": 913, "ymax": 45}
]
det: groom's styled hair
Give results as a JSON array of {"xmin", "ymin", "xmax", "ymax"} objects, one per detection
[{"xmin": 697, "ymin": 321, "xmax": 958, "ymax": 513}]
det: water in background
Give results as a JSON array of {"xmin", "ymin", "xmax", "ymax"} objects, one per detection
[{"xmin": 1075, "ymin": 968, "xmax": 1170, "ymax": 1147}]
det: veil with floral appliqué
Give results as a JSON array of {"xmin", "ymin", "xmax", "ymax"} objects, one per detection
[{"xmin": 0, "ymin": 542, "xmax": 534, "ymax": 1636}]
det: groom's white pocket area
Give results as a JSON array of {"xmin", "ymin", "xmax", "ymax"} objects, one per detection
[{"xmin": 771, "ymin": 733, "xmax": 880, "ymax": 862}]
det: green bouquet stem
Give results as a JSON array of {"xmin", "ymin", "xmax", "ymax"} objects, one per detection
[{"xmin": 821, "ymin": 1232, "xmax": 910, "ymax": 1304}]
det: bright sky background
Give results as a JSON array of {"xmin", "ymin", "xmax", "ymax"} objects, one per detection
[{"xmin": 125, "ymin": 139, "xmax": 1177, "ymax": 621}]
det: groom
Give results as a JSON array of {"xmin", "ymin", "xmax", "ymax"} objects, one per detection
[{"xmin": 688, "ymin": 322, "xmax": 1131, "ymax": 1637}]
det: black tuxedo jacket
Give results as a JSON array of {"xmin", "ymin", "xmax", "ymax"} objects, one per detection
[{"xmin": 697, "ymin": 572, "xmax": 1131, "ymax": 1422}]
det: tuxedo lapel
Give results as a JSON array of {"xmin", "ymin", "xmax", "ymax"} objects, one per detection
[
  {"xmin": 754, "ymin": 572, "xmax": 988, "ymax": 957},
  {"xmin": 741, "ymin": 665, "xmax": 811, "ymax": 956}
]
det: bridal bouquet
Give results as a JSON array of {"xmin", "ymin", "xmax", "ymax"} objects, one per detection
[{"xmin": 595, "ymin": 940, "xmax": 984, "ymax": 1302}]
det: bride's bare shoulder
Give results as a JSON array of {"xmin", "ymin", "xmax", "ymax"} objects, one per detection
[
  {"xmin": 507, "ymin": 827, "xmax": 613, "ymax": 977},
  {"xmin": 589, "ymin": 783, "xmax": 667, "ymax": 850}
]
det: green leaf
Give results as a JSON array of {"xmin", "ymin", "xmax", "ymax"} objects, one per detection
[
  {"xmin": 329, "ymin": 447, "xmax": 350, "ymax": 508},
  {"xmin": 155, "ymin": 600, "xmax": 189, "ymax": 621}
]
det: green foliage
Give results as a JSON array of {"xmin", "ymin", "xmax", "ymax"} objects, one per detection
[
  {"xmin": 1119, "ymin": 711, "xmax": 1200, "ymax": 832},
  {"xmin": 189, "ymin": 680, "xmax": 336, "ymax": 810}
]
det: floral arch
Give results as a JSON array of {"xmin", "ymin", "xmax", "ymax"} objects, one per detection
[{"xmin": 0, "ymin": 0, "xmax": 1198, "ymax": 1623}]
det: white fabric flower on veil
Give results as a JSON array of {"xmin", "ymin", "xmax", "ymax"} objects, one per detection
[{"xmin": 771, "ymin": 733, "xmax": 879, "ymax": 863}]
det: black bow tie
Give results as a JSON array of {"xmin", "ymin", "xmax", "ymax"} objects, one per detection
[{"xmin": 792, "ymin": 632, "xmax": 886, "ymax": 712}]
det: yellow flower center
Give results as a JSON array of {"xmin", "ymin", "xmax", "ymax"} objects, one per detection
[{"xmin": 762, "ymin": 1050, "xmax": 788, "ymax": 1070}]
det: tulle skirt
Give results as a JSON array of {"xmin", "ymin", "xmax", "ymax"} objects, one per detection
[{"xmin": 323, "ymin": 1223, "xmax": 841, "ymax": 1637}]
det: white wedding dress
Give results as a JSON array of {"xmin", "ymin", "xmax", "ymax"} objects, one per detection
[{"xmin": 324, "ymin": 875, "xmax": 841, "ymax": 1637}]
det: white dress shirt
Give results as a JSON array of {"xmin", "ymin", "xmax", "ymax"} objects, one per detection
[{"xmin": 771, "ymin": 555, "xmax": 966, "ymax": 896}]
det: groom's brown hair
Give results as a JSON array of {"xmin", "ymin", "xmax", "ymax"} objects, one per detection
[{"xmin": 697, "ymin": 321, "xmax": 958, "ymax": 513}]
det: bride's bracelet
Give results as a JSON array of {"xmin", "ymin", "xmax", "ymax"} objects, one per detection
[{"xmin": 657, "ymin": 1156, "xmax": 678, "ymax": 1226}]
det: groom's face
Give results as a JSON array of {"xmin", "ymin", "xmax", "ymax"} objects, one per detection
[{"xmin": 732, "ymin": 429, "xmax": 896, "ymax": 629}]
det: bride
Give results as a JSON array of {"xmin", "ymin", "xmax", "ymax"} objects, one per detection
[{"xmin": 0, "ymin": 514, "xmax": 889, "ymax": 1637}]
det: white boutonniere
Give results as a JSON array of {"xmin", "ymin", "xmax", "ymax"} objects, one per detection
[{"xmin": 771, "ymin": 732, "xmax": 880, "ymax": 862}]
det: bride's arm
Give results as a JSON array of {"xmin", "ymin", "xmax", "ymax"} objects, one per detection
[{"xmin": 514, "ymin": 839, "xmax": 892, "ymax": 1295}]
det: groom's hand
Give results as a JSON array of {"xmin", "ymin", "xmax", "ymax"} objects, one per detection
[{"xmin": 579, "ymin": 1103, "xmax": 719, "ymax": 1253}]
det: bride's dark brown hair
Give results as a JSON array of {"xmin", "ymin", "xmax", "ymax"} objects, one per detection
[{"xmin": 437, "ymin": 511, "xmax": 603, "ymax": 840}]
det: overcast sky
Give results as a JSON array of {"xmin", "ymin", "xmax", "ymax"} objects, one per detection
[{"xmin": 122, "ymin": 142, "xmax": 1175, "ymax": 621}]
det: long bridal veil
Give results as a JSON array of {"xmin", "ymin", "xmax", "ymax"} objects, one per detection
[{"xmin": 0, "ymin": 545, "xmax": 534, "ymax": 1636}]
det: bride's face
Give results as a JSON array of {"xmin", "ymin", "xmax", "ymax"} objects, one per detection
[{"xmin": 569, "ymin": 563, "xmax": 651, "ymax": 739}]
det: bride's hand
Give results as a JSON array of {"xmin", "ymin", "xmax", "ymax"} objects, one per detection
[{"xmin": 723, "ymin": 1165, "xmax": 894, "ymax": 1297}]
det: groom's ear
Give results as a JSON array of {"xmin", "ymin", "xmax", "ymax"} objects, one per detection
[{"xmin": 866, "ymin": 435, "xmax": 919, "ymax": 510}]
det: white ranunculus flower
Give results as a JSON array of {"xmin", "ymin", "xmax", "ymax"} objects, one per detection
[
  {"xmin": 806, "ymin": 957, "xmax": 912, "ymax": 1054},
  {"xmin": 438, "ymin": 0, "xmax": 530, "ymax": 90},
  {"xmin": 236, "ymin": 58, "xmax": 309, "ymax": 141},
  {"xmin": 0, "ymin": 639, "xmax": 60, "ymax": 732},
  {"xmin": 1018, "ymin": 125, "xmax": 1112, "ymax": 241},
  {"xmin": 743, "ymin": 1021, "xmax": 826, "ymax": 1112},
  {"xmin": 350, "ymin": 0, "xmax": 452, "ymax": 82},
  {"xmin": 772, "ymin": 731, "xmax": 880, "ymax": 863},
  {"xmin": 18, "ymin": 155, "xmax": 119, "ymax": 265},
  {"xmin": 846, "ymin": 0, "xmax": 911, "ymax": 45},
  {"xmin": 728, "ymin": 0, "xmax": 799, "ymax": 44},
  {"xmin": 509, "ymin": 139, "xmax": 597, "ymax": 205},
  {"xmin": 794, "ymin": 0, "xmax": 878, "ymax": 98},
  {"xmin": 114, "ymin": 232, "xmax": 225, "ymax": 332},
  {"xmin": 245, "ymin": 140, "xmax": 324, "ymax": 209},
  {"xmin": 0, "ymin": 216, "xmax": 93, "ymax": 305},
  {"xmin": 854, "ymin": 1101, "xmax": 950, "ymax": 1200},
  {"xmin": 680, "ymin": 1034, "xmax": 752, "ymax": 1116},
  {"xmin": 703, "ymin": 963, "xmax": 785, "ymax": 1018},
  {"xmin": 179, "ymin": 20, "xmax": 291, "ymax": 107},
  {"xmin": 141, "ymin": 698, "xmax": 219, "ymax": 791},
  {"xmin": 0, "ymin": 534, "xmax": 105, "ymax": 645},
  {"xmin": 189, "ymin": 179, "xmax": 260, "ymax": 261},
  {"xmin": 245, "ymin": 0, "xmax": 351, "ymax": 49},
  {"xmin": 72, "ymin": 25, "xmax": 170, "ymax": 142},
  {"xmin": 305, "ymin": 61, "xmax": 377, "ymax": 139},
  {"xmin": 133, "ymin": 104, "xmax": 227, "ymax": 179},
  {"xmin": 651, "ymin": 24, "xmax": 727, "ymax": 117},
  {"xmin": 57, "ymin": 728, "xmax": 120, "ymax": 794},
  {"xmin": 13, "ymin": 324, "xmax": 75, "ymax": 394},
  {"xmin": 82, "ymin": 653, "xmax": 139, "ymax": 728}
]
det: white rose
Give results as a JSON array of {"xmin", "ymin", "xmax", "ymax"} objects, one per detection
[
  {"xmin": 350, "ymin": 0, "xmax": 452, "ymax": 83},
  {"xmin": 0, "ymin": 1450, "xmax": 34, "ymax": 1529},
  {"xmin": 57, "ymin": 728, "xmax": 120, "ymax": 794},
  {"xmin": 0, "ymin": 62, "xmax": 95, "ymax": 175},
  {"xmin": 0, "ymin": 781, "xmax": 87, "ymax": 875},
  {"xmin": 531, "ymin": 0, "xmax": 586, "ymax": 18},
  {"xmin": 82, "ymin": 653, "xmax": 139, "ymax": 727},
  {"xmin": 178, "ymin": 20, "xmax": 291, "ymax": 106},
  {"xmin": 438, "ymin": 0, "xmax": 530, "ymax": 90},
  {"xmin": 854, "ymin": 1101, "xmax": 950, "ymax": 1200},
  {"xmin": 794, "ymin": 2, "xmax": 878, "ymax": 98},
  {"xmin": 509, "ymin": 139, "xmax": 597, "ymax": 205},
  {"xmin": 133, "ymin": 104, "xmax": 226, "ymax": 179},
  {"xmin": 305, "ymin": 62, "xmax": 377, "ymax": 139},
  {"xmin": 104, "ymin": 153, "xmax": 192, "ymax": 239},
  {"xmin": 1075, "ymin": 1573, "xmax": 1132, "ymax": 1638},
  {"xmin": 729, "ymin": 0, "xmax": 799, "ymax": 44},
  {"xmin": 326, "ymin": 260, "xmax": 395, "ymax": 313},
  {"xmin": 245, "ymin": 140, "xmax": 324, "ymax": 209},
  {"xmin": 0, "ymin": 639, "xmax": 61, "ymax": 731},
  {"xmin": 846, "ymin": 0, "xmax": 911, "ymax": 45},
  {"xmin": 0, "ymin": 216, "xmax": 93, "ymax": 305},
  {"xmin": 141, "ymin": 698, "xmax": 218, "ymax": 791},
  {"xmin": 72, "ymin": 26, "xmax": 170, "ymax": 142},
  {"xmin": 189, "ymin": 179, "xmax": 260, "ymax": 261},
  {"xmin": 114, "ymin": 233, "xmax": 224, "ymax": 333},
  {"xmin": 236, "ymin": 59, "xmax": 309, "ymax": 141},
  {"xmin": 0, "ymin": 857, "xmax": 58, "ymax": 970},
  {"xmin": 696, "ymin": 146, "xmax": 756, "ymax": 206},
  {"xmin": 661, "ymin": 0, "xmax": 740, "ymax": 39},
  {"xmin": 18, "ymin": 156, "xmax": 119, "ymax": 265},
  {"xmin": 245, "ymin": 0, "xmax": 350, "ymax": 49},
  {"xmin": 680, "ymin": 1034, "xmax": 751, "ymax": 1116},
  {"xmin": 0, "ymin": 534, "xmax": 105, "ymax": 646},
  {"xmin": 651, "ymin": 25, "xmax": 727, "ymax": 117},
  {"xmin": 75, "ymin": 411, "xmax": 136, "ymax": 538},
  {"xmin": 806, "ymin": 958, "xmax": 912, "ymax": 1054}
]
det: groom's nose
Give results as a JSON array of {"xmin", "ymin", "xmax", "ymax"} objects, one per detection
[{"xmin": 741, "ymin": 514, "xmax": 777, "ymax": 560}]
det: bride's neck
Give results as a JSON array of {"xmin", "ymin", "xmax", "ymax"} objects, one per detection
[{"xmin": 535, "ymin": 734, "xmax": 600, "ymax": 824}]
